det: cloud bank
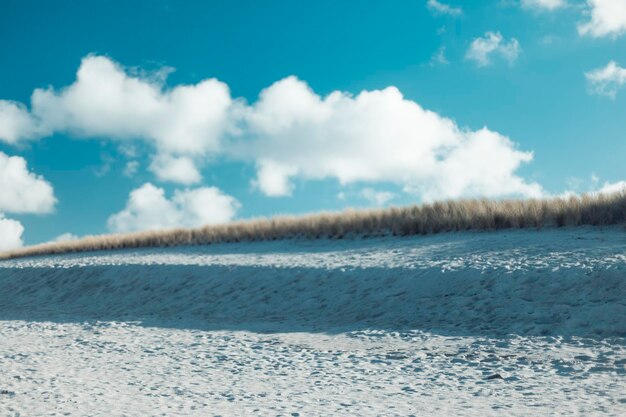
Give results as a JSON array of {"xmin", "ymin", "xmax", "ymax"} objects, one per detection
[
  {"xmin": 108, "ymin": 183, "xmax": 240, "ymax": 232},
  {"xmin": 1, "ymin": 55, "xmax": 542, "ymax": 204},
  {"xmin": 465, "ymin": 32, "xmax": 521, "ymax": 67}
]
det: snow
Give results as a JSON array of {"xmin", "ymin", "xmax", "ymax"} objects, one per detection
[{"xmin": 0, "ymin": 227, "xmax": 625, "ymax": 415}]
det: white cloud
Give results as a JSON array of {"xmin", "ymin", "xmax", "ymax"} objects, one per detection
[
  {"xmin": 0, "ymin": 101, "xmax": 45, "ymax": 144},
  {"xmin": 521, "ymin": 0, "xmax": 566, "ymax": 11},
  {"xmin": 407, "ymin": 128, "xmax": 542, "ymax": 201},
  {"xmin": 429, "ymin": 46, "xmax": 450, "ymax": 66},
  {"xmin": 0, "ymin": 152, "xmax": 56, "ymax": 214},
  {"xmin": 238, "ymin": 77, "xmax": 542, "ymax": 201},
  {"xmin": 465, "ymin": 32, "xmax": 521, "ymax": 67},
  {"xmin": 360, "ymin": 188, "xmax": 396, "ymax": 206},
  {"xmin": 585, "ymin": 61, "xmax": 626, "ymax": 98},
  {"xmin": 579, "ymin": 0, "xmax": 626, "ymax": 38},
  {"xmin": 1, "ymin": 55, "xmax": 542, "ymax": 203},
  {"xmin": 149, "ymin": 155, "xmax": 202, "ymax": 184},
  {"xmin": 540, "ymin": 35, "xmax": 559, "ymax": 45},
  {"xmin": 123, "ymin": 160, "xmax": 140, "ymax": 177},
  {"xmin": 32, "ymin": 55, "xmax": 236, "ymax": 155},
  {"xmin": 52, "ymin": 232, "xmax": 79, "ymax": 242},
  {"xmin": 0, "ymin": 214, "xmax": 24, "ymax": 251},
  {"xmin": 253, "ymin": 159, "xmax": 298, "ymax": 197},
  {"xmin": 597, "ymin": 180, "xmax": 626, "ymax": 194},
  {"xmin": 427, "ymin": 0, "xmax": 462, "ymax": 16},
  {"xmin": 107, "ymin": 183, "xmax": 240, "ymax": 232},
  {"xmin": 560, "ymin": 175, "xmax": 625, "ymax": 197},
  {"xmin": 0, "ymin": 55, "xmax": 238, "ymax": 184}
]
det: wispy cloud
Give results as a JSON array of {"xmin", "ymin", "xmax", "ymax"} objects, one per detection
[
  {"xmin": 465, "ymin": 32, "xmax": 521, "ymax": 67},
  {"xmin": 561, "ymin": 174, "xmax": 626, "ymax": 197},
  {"xmin": 123, "ymin": 161, "xmax": 140, "ymax": 177},
  {"xmin": 585, "ymin": 61, "xmax": 626, "ymax": 98},
  {"xmin": 427, "ymin": 0, "xmax": 462, "ymax": 17},
  {"xmin": 520, "ymin": 0, "xmax": 566, "ymax": 11},
  {"xmin": 429, "ymin": 46, "xmax": 450, "ymax": 66},
  {"xmin": 360, "ymin": 188, "xmax": 396, "ymax": 206}
]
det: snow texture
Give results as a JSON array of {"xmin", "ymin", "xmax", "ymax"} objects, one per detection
[{"xmin": 0, "ymin": 227, "xmax": 625, "ymax": 416}]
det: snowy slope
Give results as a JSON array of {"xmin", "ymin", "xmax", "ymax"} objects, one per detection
[
  {"xmin": 0, "ymin": 227, "xmax": 625, "ymax": 416},
  {"xmin": 1, "ymin": 227, "xmax": 625, "ymax": 336}
]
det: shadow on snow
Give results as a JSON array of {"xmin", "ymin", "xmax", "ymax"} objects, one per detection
[{"xmin": 1, "ymin": 263, "xmax": 625, "ymax": 339}]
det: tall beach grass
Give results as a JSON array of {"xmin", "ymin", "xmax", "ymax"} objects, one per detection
[{"xmin": 1, "ymin": 191, "xmax": 625, "ymax": 260}]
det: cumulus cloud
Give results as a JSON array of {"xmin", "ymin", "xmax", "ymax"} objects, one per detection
[
  {"xmin": 32, "ymin": 55, "xmax": 235, "ymax": 155},
  {"xmin": 585, "ymin": 61, "xmax": 626, "ymax": 98},
  {"xmin": 0, "ymin": 101, "xmax": 44, "ymax": 144},
  {"xmin": 0, "ymin": 152, "xmax": 56, "ymax": 250},
  {"xmin": 427, "ymin": 0, "xmax": 462, "ymax": 16},
  {"xmin": 237, "ymin": 76, "xmax": 542, "ymax": 201},
  {"xmin": 108, "ymin": 183, "xmax": 240, "ymax": 232},
  {"xmin": 253, "ymin": 159, "xmax": 299, "ymax": 197},
  {"xmin": 465, "ymin": 32, "xmax": 521, "ymax": 67},
  {"xmin": 0, "ymin": 152, "xmax": 56, "ymax": 214},
  {"xmin": 0, "ymin": 55, "xmax": 238, "ymax": 184},
  {"xmin": 521, "ymin": 0, "xmax": 566, "ymax": 11},
  {"xmin": 0, "ymin": 55, "xmax": 542, "ymax": 203},
  {"xmin": 0, "ymin": 214, "xmax": 24, "ymax": 251},
  {"xmin": 579, "ymin": 0, "xmax": 626, "ymax": 38},
  {"xmin": 149, "ymin": 155, "xmax": 202, "ymax": 184}
]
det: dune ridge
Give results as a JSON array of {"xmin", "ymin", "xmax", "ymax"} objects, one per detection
[{"xmin": 1, "ymin": 191, "xmax": 624, "ymax": 260}]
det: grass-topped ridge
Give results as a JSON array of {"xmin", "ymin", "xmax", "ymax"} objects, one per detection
[{"xmin": 1, "ymin": 191, "xmax": 625, "ymax": 260}]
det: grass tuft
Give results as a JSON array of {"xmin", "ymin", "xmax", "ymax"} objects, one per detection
[{"xmin": 1, "ymin": 191, "xmax": 625, "ymax": 260}]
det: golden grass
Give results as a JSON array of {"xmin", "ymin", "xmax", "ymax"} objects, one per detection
[{"xmin": 1, "ymin": 191, "xmax": 625, "ymax": 260}]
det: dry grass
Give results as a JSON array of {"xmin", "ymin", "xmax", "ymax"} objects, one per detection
[{"xmin": 1, "ymin": 191, "xmax": 625, "ymax": 260}]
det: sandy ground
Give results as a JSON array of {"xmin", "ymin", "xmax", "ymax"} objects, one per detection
[{"xmin": 1, "ymin": 227, "xmax": 625, "ymax": 416}]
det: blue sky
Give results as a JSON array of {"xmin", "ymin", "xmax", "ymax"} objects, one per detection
[{"xmin": 0, "ymin": 0, "xmax": 625, "ymax": 248}]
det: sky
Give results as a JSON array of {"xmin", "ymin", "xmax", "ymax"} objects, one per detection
[{"xmin": 0, "ymin": 0, "xmax": 625, "ymax": 249}]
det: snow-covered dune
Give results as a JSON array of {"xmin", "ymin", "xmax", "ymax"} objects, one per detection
[
  {"xmin": 1, "ymin": 227, "xmax": 625, "ymax": 416},
  {"xmin": 1, "ymin": 227, "xmax": 625, "ymax": 337}
]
